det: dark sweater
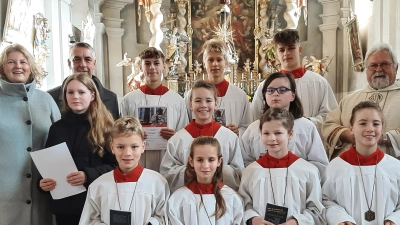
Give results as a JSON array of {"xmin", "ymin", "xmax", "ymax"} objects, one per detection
[{"xmin": 45, "ymin": 111, "xmax": 117, "ymax": 216}]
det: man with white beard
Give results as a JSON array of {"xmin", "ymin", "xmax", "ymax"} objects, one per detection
[{"xmin": 322, "ymin": 43, "xmax": 400, "ymax": 160}]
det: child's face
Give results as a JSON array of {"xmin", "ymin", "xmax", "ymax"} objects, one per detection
[
  {"xmin": 350, "ymin": 108, "xmax": 382, "ymax": 150},
  {"xmin": 260, "ymin": 120, "xmax": 292, "ymax": 158},
  {"xmin": 190, "ymin": 87, "xmax": 217, "ymax": 124},
  {"xmin": 188, "ymin": 144, "xmax": 222, "ymax": 185},
  {"xmin": 276, "ymin": 42, "xmax": 302, "ymax": 71},
  {"xmin": 265, "ymin": 77, "xmax": 294, "ymax": 111},
  {"xmin": 140, "ymin": 58, "xmax": 165, "ymax": 84},
  {"xmin": 65, "ymin": 80, "xmax": 94, "ymax": 114},
  {"xmin": 110, "ymin": 134, "xmax": 145, "ymax": 175},
  {"xmin": 203, "ymin": 51, "xmax": 226, "ymax": 79}
]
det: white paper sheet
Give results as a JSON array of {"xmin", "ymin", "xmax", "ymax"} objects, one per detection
[{"xmin": 30, "ymin": 142, "xmax": 86, "ymax": 199}]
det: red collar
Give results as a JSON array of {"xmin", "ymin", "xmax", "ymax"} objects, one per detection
[
  {"xmin": 280, "ymin": 67, "xmax": 306, "ymax": 79},
  {"xmin": 139, "ymin": 84, "xmax": 169, "ymax": 95},
  {"xmin": 340, "ymin": 146, "xmax": 384, "ymax": 166},
  {"xmin": 113, "ymin": 164, "xmax": 144, "ymax": 183},
  {"xmin": 256, "ymin": 152, "xmax": 299, "ymax": 168},
  {"xmin": 210, "ymin": 79, "xmax": 229, "ymax": 97},
  {"xmin": 186, "ymin": 180, "xmax": 224, "ymax": 194},
  {"xmin": 185, "ymin": 120, "xmax": 221, "ymax": 138}
]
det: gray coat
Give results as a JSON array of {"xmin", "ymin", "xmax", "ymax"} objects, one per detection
[{"xmin": 0, "ymin": 79, "xmax": 61, "ymax": 225}]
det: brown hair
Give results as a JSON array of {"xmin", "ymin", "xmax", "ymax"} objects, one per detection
[
  {"xmin": 184, "ymin": 136, "xmax": 226, "ymax": 219},
  {"xmin": 62, "ymin": 73, "xmax": 114, "ymax": 156},
  {"xmin": 349, "ymin": 101, "xmax": 384, "ymax": 127},
  {"xmin": 189, "ymin": 80, "xmax": 218, "ymax": 102},
  {"xmin": 261, "ymin": 72, "xmax": 303, "ymax": 119},
  {"xmin": 110, "ymin": 116, "xmax": 145, "ymax": 141},
  {"xmin": 202, "ymin": 39, "xmax": 229, "ymax": 62},
  {"xmin": 0, "ymin": 43, "xmax": 44, "ymax": 84},
  {"xmin": 273, "ymin": 29, "xmax": 300, "ymax": 47},
  {"xmin": 139, "ymin": 47, "xmax": 166, "ymax": 62},
  {"xmin": 259, "ymin": 108, "xmax": 294, "ymax": 132}
]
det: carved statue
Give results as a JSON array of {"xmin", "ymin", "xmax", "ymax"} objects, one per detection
[
  {"xmin": 243, "ymin": 58, "xmax": 252, "ymax": 73},
  {"xmin": 149, "ymin": 1, "xmax": 163, "ymax": 50},
  {"xmin": 283, "ymin": 0, "xmax": 307, "ymax": 29},
  {"xmin": 34, "ymin": 13, "xmax": 51, "ymax": 77},
  {"xmin": 193, "ymin": 60, "xmax": 202, "ymax": 77},
  {"xmin": 303, "ymin": 54, "xmax": 332, "ymax": 76},
  {"xmin": 165, "ymin": 26, "xmax": 189, "ymax": 67},
  {"xmin": 81, "ymin": 12, "xmax": 96, "ymax": 47},
  {"xmin": 116, "ymin": 53, "xmax": 143, "ymax": 91}
]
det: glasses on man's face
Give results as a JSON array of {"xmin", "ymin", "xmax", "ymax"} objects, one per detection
[
  {"xmin": 265, "ymin": 87, "xmax": 292, "ymax": 95},
  {"xmin": 367, "ymin": 62, "xmax": 393, "ymax": 71}
]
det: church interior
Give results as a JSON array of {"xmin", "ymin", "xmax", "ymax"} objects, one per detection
[{"xmin": 0, "ymin": 0, "xmax": 399, "ymax": 103}]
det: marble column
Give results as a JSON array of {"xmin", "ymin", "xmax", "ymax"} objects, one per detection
[
  {"xmin": 102, "ymin": 0, "xmax": 134, "ymax": 97},
  {"xmin": 339, "ymin": 5, "xmax": 351, "ymax": 98},
  {"xmin": 93, "ymin": 0, "xmax": 106, "ymax": 84},
  {"xmin": 318, "ymin": 0, "xmax": 340, "ymax": 100},
  {"xmin": 369, "ymin": 0, "xmax": 400, "ymax": 58}
]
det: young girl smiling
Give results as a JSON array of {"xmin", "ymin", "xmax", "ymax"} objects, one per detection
[
  {"xmin": 241, "ymin": 72, "xmax": 328, "ymax": 177},
  {"xmin": 239, "ymin": 108, "xmax": 324, "ymax": 225},
  {"xmin": 161, "ymin": 80, "xmax": 244, "ymax": 192},
  {"xmin": 322, "ymin": 101, "xmax": 400, "ymax": 225},
  {"xmin": 79, "ymin": 117, "xmax": 170, "ymax": 225},
  {"xmin": 168, "ymin": 136, "xmax": 244, "ymax": 225}
]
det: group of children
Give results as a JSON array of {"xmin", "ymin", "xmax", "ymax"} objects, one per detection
[{"xmin": 39, "ymin": 28, "xmax": 400, "ymax": 225}]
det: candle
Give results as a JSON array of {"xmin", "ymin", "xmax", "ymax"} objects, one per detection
[
  {"xmin": 202, "ymin": 73, "xmax": 205, "ymax": 80},
  {"xmin": 258, "ymin": 73, "xmax": 261, "ymax": 80},
  {"xmin": 250, "ymin": 72, "xmax": 253, "ymax": 80},
  {"xmin": 242, "ymin": 73, "xmax": 244, "ymax": 80}
]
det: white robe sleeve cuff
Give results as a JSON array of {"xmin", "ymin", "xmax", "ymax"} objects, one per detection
[{"xmin": 387, "ymin": 133, "xmax": 400, "ymax": 157}]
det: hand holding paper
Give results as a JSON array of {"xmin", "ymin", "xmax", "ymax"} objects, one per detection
[
  {"xmin": 39, "ymin": 178, "xmax": 56, "ymax": 191},
  {"xmin": 30, "ymin": 142, "xmax": 86, "ymax": 199}
]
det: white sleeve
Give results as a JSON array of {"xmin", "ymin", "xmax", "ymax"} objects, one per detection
[
  {"xmin": 147, "ymin": 181, "xmax": 170, "ymax": 225},
  {"xmin": 119, "ymin": 97, "xmax": 129, "ymax": 117},
  {"xmin": 308, "ymin": 79, "xmax": 338, "ymax": 130},
  {"xmin": 251, "ymin": 81, "xmax": 264, "ymax": 121},
  {"xmin": 167, "ymin": 198, "xmax": 185, "ymax": 225},
  {"xmin": 238, "ymin": 93, "xmax": 253, "ymax": 137},
  {"xmin": 322, "ymin": 175, "xmax": 356, "ymax": 225},
  {"xmin": 240, "ymin": 128, "xmax": 257, "ymax": 167},
  {"xmin": 79, "ymin": 188, "xmax": 106, "ymax": 225},
  {"xmin": 384, "ymin": 179, "xmax": 400, "ymax": 225},
  {"xmin": 160, "ymin": 139, "xmax": 186, "ymax": 193},
  {"xmin": 222, "ymin": 136, "xmax": 244, "ymax": 191},
  {"xmin": 304, "ymin": 125, "xmax": 329, "ymax": 180},
  {"xmin": 175, "ymin": 99, "xmax": 190, "ymax": 131},
  {"xmin": 232, "ymin": 195, "xmax": 245, "ymax": 225},
  {"xmin": 291, "ymin": 169, "xmax": 326, "ymax": 225},
  {"xmin": 238, "ymin": 168, "xmax": 262, "ymax": 222}
]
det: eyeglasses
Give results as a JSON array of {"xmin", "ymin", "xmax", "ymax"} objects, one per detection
[
  {"xmin": 265, "ymin": 87, "xmax": 292, "ymax": 95},
  {"xmin": 367, "ymin": 62, "xmax": 393, "ymax": 71}
]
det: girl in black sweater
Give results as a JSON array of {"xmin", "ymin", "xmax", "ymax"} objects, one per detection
[{"xmin": 39, "ymin": 72, "xmax": 117, "ymax": 225}]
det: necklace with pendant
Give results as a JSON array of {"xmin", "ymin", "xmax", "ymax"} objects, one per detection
[{"xmin": 356, "ymin": 151, "xmax": 378, "ymax": 222}]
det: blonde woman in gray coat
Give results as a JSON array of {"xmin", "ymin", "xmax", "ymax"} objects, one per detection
[{"xmin": 0, "ymin": 43, "xmax": 61, "ymax": 225}]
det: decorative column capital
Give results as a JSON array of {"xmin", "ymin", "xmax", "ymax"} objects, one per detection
[
  {"xmin": 95, "ymin": 23, "xmax": 106, "ymax": 35},
  {"xmin": 105, "ymin": 27, "xmax": 125, "ymax": 37},
  {"xmin": 103, "ymin": 0, "xmax": 133, "ymax": 10},
  {"xmin": 318, "ymin": 23, "xmax": 338, "ymax": 32}
]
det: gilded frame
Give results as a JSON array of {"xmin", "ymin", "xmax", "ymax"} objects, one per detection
[
  {"xmin": 181, "ymin": 1, "xmax": 257, "ymax": 75},
  {"xmin": 346, "ymin": 16, "xmax": 364, "ymax": 72}
]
